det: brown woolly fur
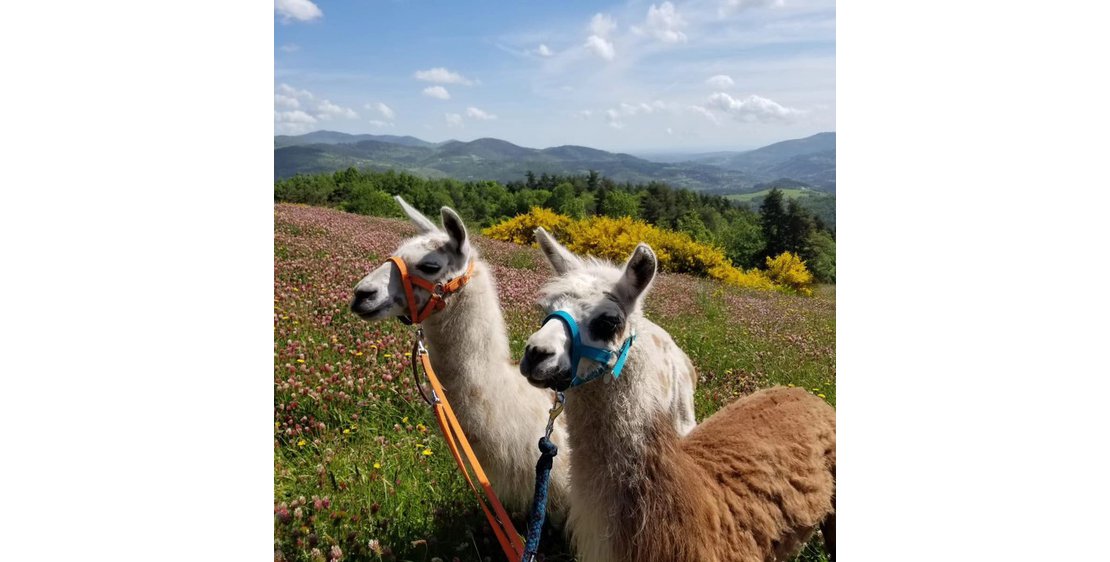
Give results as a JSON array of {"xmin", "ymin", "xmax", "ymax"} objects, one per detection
[{"xmin": 616, "ymin": 387, "xmax": 835, "ymax": 562}]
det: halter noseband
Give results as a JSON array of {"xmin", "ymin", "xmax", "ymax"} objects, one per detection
[
  {"xmin": 542, "ymin": 310, "xmax": 635, "ymax": 389},
  {"xmin": 387, "ymin": 256, "xmax": 475, "ymax": 325}
]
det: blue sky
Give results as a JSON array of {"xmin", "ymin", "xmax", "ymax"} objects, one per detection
[{"xmin": 275, "ymin": 0, "xmax": 834, "ymax": 152}]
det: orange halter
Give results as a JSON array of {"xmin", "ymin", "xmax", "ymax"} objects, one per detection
[{"xmin": 387, "ymin": 256, "xmax": 475, "ymax": 325}]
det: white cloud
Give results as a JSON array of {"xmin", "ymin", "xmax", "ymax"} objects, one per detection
[
  {"xmin": 466, "ymin": 107, "xmax": 497, "ymax": 120},
  {"xmin": 279, "ymin": 43, "xmax": 301, "ymax": 53},
  {"xmin": 584, "ymin": 35, "xmax": 616, "ymax": 61},
  {"xmin": 371, "ymin": 102, "xmax": 394, "ymax": 120},
  {"xmin": 639, "ymin": 2, "xmax": 688, "ymax": 44},
  {"xmin": 706, "ymin": 74, "xmax": 735, "ymax": 88},
  {"xmin": 589, "ymin": 13, "xmax": 617, "ymax": 37},
  {"xmin": 275, "ymin": 109, "xmax": 318, "ymax": 134},
  {"xmin": 605, "ymin": 109, "xmax": 625, "ymax": 129},
  {"xmin": 276, "ymin": 110, "xmax": 317, "ymax": 124},
  {"xmin": 275, "ymin": 0, "xmax": 322, "ymax": 23},
  {"xmin": 368, "ymin": 120, "xmax": 394, "ymax": 129},
  {"xmin": 537, "ymin": 44, "xmax": 553, "ymax": 57},
  {"xmin": 422, "ymin": 86, "xmax": 451, "ymax": 100},
  {"xmin": 718, "ymin": 0, "xmax": 784, "ymax": 17},
  {"xmin": 704, "ymin": 92, "xmax": 799, "ymax": 121},
  {"xmin": 445, "ymin": 113, "xmax": 464, "ymax": 128},
  {"xmin": 278, "ymin": 83, "xmax": 314, "ymax": 100},
  {"xmin": 605, "ymin": 100, "xmax": 667, "ymax": 128},
  {"xmin": 413, "ymin": 67, "xmax": 475, "ymax": 85},
  {"xmin": 689, "ymin": 105, "xmax": 721, "ymax": 124},
  {"xmin": 275, "ymin": 93, "xmax": 300, "ymax": 110},
  {"xmin": 316, "ymin": 100, "xmax": 358, "ymax": 120}
]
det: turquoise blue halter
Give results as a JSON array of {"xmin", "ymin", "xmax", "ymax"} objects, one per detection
[{"xmin": 542, "ymin": 310, "xmax": 636, "ymax": 388}]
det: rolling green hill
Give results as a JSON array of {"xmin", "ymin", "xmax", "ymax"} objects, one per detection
[
  {"xmin": 727, "ymin": 186, "xmax": 836, "ymax": 230},
  {"xmin": 275, "ymin": 135, "xmax": 762, "ymax": 192},
  {"xmin": 274, "ymin": 131, "xmax": 835, "ymax": 194},
  {"xmin": 688, "ymin": 133, "xmax": 836, "ymax": 191}
]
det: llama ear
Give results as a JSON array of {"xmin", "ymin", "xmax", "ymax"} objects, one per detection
[
  {"xmin": 440, "ymin": 207, "xmax": 470, "ymax": 256},
  {"xmin": 394, "ymin": 196, "xmax": 438, "ymax": 234},
  {"xmin": 535, "ymin": 227, "xmax": 581, "ymax": 274},
  {"xmin": 614, "ymin": 243, "xmax": 657, "ymax": 311}
]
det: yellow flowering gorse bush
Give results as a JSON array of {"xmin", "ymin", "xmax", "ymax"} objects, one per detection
[
  {"xmin": 764, "ymin": 251, "xmax": 814, "ymax": 296},
  {"xmin": 480, "ymin": 207, "xmax": 571, "ymax": 245},
  {"xmin": 484, "ymin": 209, "xmax": 802, "ymax": 293}
]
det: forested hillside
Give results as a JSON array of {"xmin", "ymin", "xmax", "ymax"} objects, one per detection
[{"xmin": 275, "ymin": 168, "xmax": 836, "ymax": 283}]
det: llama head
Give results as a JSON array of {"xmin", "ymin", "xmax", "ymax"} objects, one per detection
[
  {"xmin": 520, "ymin": 228, "xmax": 657, "ymax": 390},
  {"xmin": 350, "ymin": 196, "xmax": 473, "ymax": 322}
]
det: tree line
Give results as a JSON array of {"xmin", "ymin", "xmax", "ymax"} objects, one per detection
[{"xmin": 274, "ymin": 168, "xmax": 835, "ymax": 282}]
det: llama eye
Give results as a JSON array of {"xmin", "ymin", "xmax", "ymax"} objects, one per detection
[
  {"xmin": 417, "ymin": 263, "xmax": 442, "ymax": 274},
  {"xmin": 589, "ymin": 314, "xmax": 622, "ymax": 341}
]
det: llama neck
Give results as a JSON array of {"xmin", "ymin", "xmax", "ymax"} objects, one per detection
[
  {"xmin": 418, "ymin": 260, "xmax": 515, "ymax": 394},
  {"xmin": 564, "ymin": 331, "xmax": 682, "ymax": 506}
]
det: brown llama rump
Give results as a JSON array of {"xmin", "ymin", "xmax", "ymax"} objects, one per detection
[{"xmin": 616, "ymin": 387, "xmax": 836, "ymax": 562}]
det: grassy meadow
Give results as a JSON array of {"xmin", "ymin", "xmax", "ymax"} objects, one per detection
[
  {"xmin": 274, "ymin": 203, "xmax": 835, "ymax": 562},
  {"xmin": 725, "ymin": 187, "xmax": 819, "ymax": 203}
]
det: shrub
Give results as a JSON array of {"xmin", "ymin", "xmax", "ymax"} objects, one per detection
[
  {"xmin": 485, "ymin": 211, "xmax": 781, "ymax": 293},
  {"xmin": 764, "ymin": 252, "xmax": 815, "ymax": 296},
  {"xmin": 481, "ymin": 207, "xmax": 573, "ymax": 246},
  {"xmin": 804, "ymin": 230, "xmax": 836, "ymax": 284},
  {"xmin": 343, "ymin": 184, "xmax": 400, "ymax": 217}
]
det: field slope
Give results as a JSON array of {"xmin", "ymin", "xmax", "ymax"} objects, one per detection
[{"xmin": 274, "ymin": 203, "xmax": 835, "ymax": 562}]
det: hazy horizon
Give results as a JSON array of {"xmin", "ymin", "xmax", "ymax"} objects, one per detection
[{"xmin": 274, "ymin": 128, "xmax": 835, "ymax": 156}]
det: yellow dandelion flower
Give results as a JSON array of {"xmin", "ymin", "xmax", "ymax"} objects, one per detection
[
  {"xmin": 343, "ymin": 429, "xmax": 350, "ymax": 435},
  {"xmin": 373, "ymin": 462, "xmax": 381, "ymax": 469},
  {"xmin": 416, "ymin": 423, "xmax": 427, "ymax": 433},
  {"xmin": 355, "ymin": 351, "xmax": 363, "ymax": 357},
  {"xmin": 818, "ymin": 394, "xmax": 826, "ymax": 399},
  {"xmin": 404, "ymin": 352, "xmax": 412, "ymax": 357},
  {"xmin": 296, "ymin": 359, "xmax": 305, "ymax": 363},
  {"xmin": 812, "ymin": 388, "xmax": 820, "ymax": 391},
  {"xmin": 383, "ymin": 353, "xmax": 392, "ymax": 358},
  {"xmin": 297, "ymin": 439, "xmax": 306, "ymax": 447},
  {"xmin": 275, "ymin": 421, "xmax": 281, "ymax": 427},
  {"xmin": 787, "ymin": 383, "xmax": 795, "ymax": 387},
  {"xmin": 422, "ymin": 449, "xmax": 433, "ymax": 456},
  {"xmin": 402, "ymin": 416, "xmax": 409, "ymax": 424}
]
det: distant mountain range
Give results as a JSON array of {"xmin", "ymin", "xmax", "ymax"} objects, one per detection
[{"xmin": 274, "ymin": 131, "xmax": 835, "ymax": 193}]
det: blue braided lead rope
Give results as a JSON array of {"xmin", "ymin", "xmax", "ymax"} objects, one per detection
[{"xmin": 521, "ymin": 435, "xmax": 558, "ymax": 562}]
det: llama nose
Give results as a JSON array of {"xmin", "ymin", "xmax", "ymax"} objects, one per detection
[
  {"xmin": 353, "ymin": 288, "xmax": 378, "ymax": 303},
  {"xmin": 520, "ymin": 345, "xmax": 553, "ymax": 375}
]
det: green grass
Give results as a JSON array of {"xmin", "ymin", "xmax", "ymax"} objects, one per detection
[
  {"xmin": 275, "ymin": 204, "xmax": 834, "ymax": 562},
  {"xmin": 725, "ymin": 187, "xmax": 820, "ymax": 203}
]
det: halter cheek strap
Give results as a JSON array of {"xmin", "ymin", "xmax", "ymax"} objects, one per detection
[
  {"xmin": 542, "ymin": 310, "xmax": 636, "ymax": 388},
  {"xmin": 387, "ymin": 256, "xmax": 475, "ymax": 325}
]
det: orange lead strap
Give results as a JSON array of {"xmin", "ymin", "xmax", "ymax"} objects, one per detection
[
  {"xmin": 388, "ymin": 256, "xmax": 523, "ymax": 561},
  {"xmin": 419, "ymin": 349, "xmax": 524, "ymax": 561}
]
